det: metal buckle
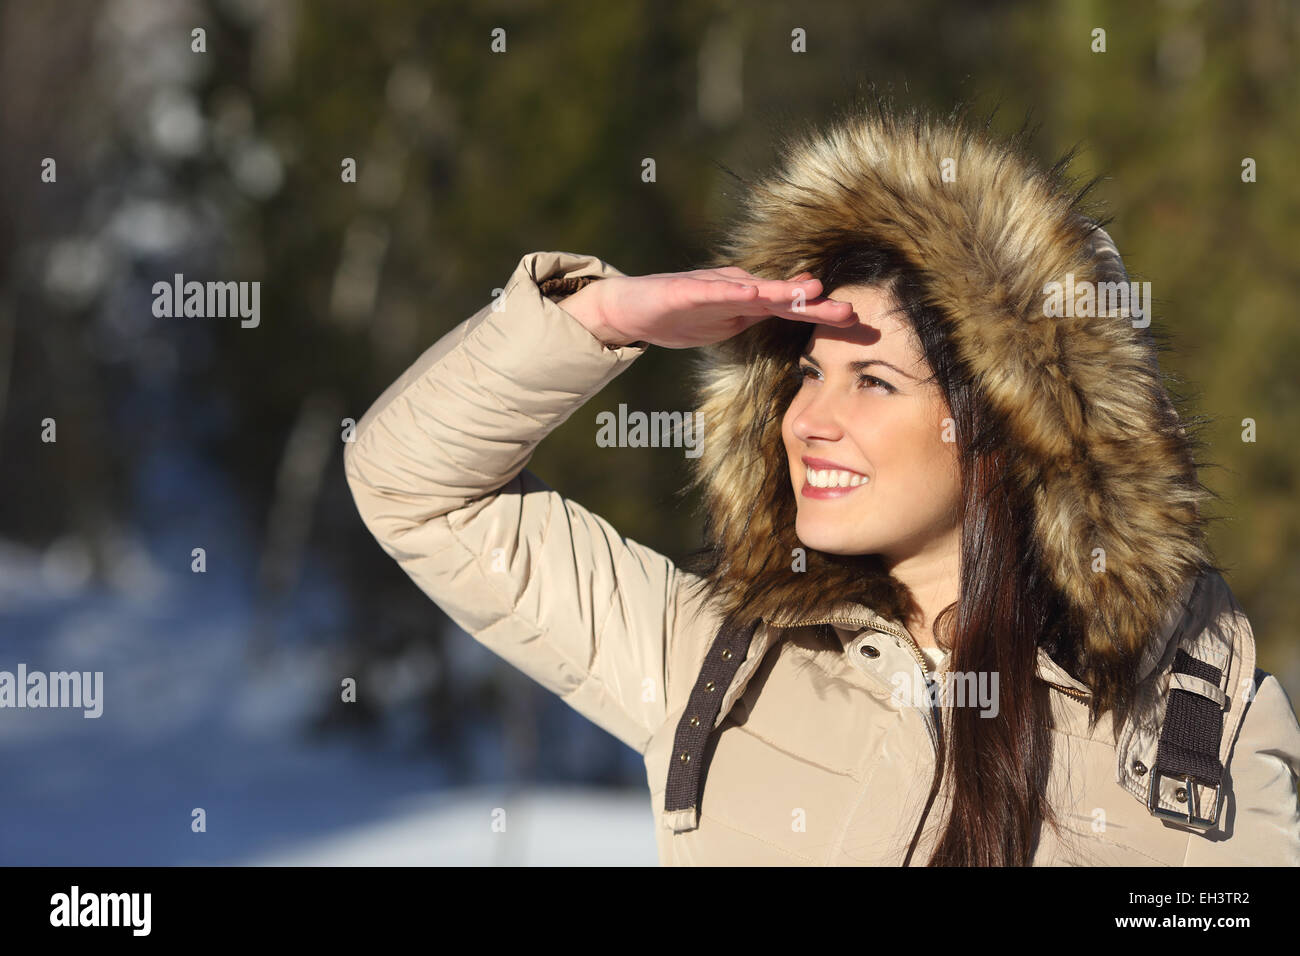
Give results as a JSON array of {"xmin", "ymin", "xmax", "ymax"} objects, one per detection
[{"xmin": 1146, "ymin": 768, "xmax": 1220, "ymax": 830}]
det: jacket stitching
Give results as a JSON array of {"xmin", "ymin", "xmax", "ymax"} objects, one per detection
[
  {"xmin": 828, "ymin": 760, "xmax": 887, "ymax": 864},
  {"xmin": 723, "ymin": 718, "xmax": 860, "ymax": 777},
  {"xmin": 439, "ymin": 491, "xmax": 652, "ymax": 752},
  {"xmin": 780, "ymin": 638, "xmax": 894, "ymax": 698},
  {"xmin": 542, "ymin": 495, "xmax": 655, "ymax": 747},
  {"xmin": 583, "ymin": 506, "xmax": 672, "ymax": 744},
  {"xmin": 588, "ymin": 545, "xmax": 622, "ymax": 706},
  {"xmin": 1050, "ymin": 726, "xmax": 1119, "ymax": 745},
  {"xmin": 694, "ymin": 808, "xmax": 819, "ymax": 863},
  {"xmin": 1057, "ymin": 827, "xmax": 1182, "ymax": 866},
  {"xmin": 663, "ymin": 568, "xmax": 679, "ymax": 711},
  {"xmin": 351, "ymin": 281, "xmax": 524, "ymax": 457},
  {"xmin": 355, "ymin": 383, "xmax": 508, "ymax": 490},
  {"xmin": 460, "ymin": 332, "xmax": 550, "ymax": 429}
]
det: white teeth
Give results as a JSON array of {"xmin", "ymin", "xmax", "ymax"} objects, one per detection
[{"xmin": 806, "ymin": 467, "xmax": 869, "ymax": 488}]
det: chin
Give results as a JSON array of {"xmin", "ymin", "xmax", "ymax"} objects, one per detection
[{"xmin": 796, "ymin": 521, "xmax": 870, "ymax": 556}]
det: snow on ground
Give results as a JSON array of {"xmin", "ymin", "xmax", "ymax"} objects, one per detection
[
  {"xmin": 0, "ymin": 533, "xmax": 657, "ymax": 866},
  {"xmin": 236, "ymin": 786, "xmax": 657, "ymax": 866}
]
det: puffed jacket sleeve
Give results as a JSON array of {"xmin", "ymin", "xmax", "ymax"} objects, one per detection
[
  {"xmin": 343, "ymin": 250, "xmax": 690, "ymax": 754},
  {"xmin": 1184, "ymin": 671, "xmax": 1300, "ymax": 865}
]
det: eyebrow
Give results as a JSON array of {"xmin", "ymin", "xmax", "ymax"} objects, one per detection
[{"xmin": 798, "ymin": 352, "xmax": 917, "ymax": 380}]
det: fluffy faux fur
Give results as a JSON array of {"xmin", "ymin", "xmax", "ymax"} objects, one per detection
[{"xmin": 681, "ymin": 97, "xmax": 1215, "ymax": 699}]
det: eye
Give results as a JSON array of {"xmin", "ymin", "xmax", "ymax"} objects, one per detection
[
  {"xmin": 793, "ymin": 363, "xmax": 895, "ymax": 394},
  {"xmin": 858, "ymin": 374, "xmax": 896, "ymax": 394}
]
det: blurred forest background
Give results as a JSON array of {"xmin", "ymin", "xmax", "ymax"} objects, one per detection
[{"xmin": 1, "ymin": 0, "xmax": 1297, "ymax": 863}]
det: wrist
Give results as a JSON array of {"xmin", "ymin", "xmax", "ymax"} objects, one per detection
[{"xmin": 558, "ymin": 283, "xmax": 636, "ymax": 348}]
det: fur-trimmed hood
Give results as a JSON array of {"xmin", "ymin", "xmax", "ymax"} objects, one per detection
[{"xmin": 683, "ymin": 99, "xmax": 1216, "ymax": 705}]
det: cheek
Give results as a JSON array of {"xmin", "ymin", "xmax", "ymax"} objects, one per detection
[
  {"xmin": 877, "ymin": 407, "xmax": 953, "ymax": 478},
  {"xmin": 907, "ymin": 412, "xmax": 960, "ymax": 498}
]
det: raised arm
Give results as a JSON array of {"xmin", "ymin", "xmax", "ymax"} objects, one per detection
[{"xmin": 344, "ymin": 250, "xmax": 856, "ymax": 752}]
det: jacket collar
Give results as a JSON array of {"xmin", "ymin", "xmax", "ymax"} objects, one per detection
[
  {"xmin": 722, "ymin": 569, "xmax": 1242, "ymax": 826},
  {"xmin": 759, "ymin": 573, "xmax": 1200, "ymax": 697}
]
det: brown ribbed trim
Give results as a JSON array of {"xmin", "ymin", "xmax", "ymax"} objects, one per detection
[
  {"xmin": 539, "ymin": 274, "xmax": 600, "ymax": 302},
  {"xmin": 543, "ymin": 274, "xmax": 647, "ymax": 350}
]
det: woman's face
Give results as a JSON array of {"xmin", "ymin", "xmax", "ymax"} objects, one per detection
[{"xmin": 780, "ymin": 283, "xmax": 962, "ymax": 564}]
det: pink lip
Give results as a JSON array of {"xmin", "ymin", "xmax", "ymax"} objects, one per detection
[
  {"xmin": 800, "ymin": 481, "xmax": 866, "ymax": 499},
  {"xmin": 801, "ymin": 456, "xmax": 867, "ymax": 476},
  {"xmin": 798, "ymin": 457, "xmax": 870, "ymax": 499}
]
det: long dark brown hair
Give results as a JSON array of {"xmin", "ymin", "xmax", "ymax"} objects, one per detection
[{"xmin": 806, "ymin": 243, "xmax": 1072, "ymax": 866}]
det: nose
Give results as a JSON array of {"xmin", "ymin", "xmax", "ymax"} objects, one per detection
[{"xmin": 789, "ymin": 383, "xmax": 849, "ymax": 445}]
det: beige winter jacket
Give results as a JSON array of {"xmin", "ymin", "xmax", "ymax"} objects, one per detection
[{"xmin": 344, "ymin": 248, "xmax": 1300, "ymax": 866}]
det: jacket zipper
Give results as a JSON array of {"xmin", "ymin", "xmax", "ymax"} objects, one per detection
[
  {"xmin": 779, "ymin": 614, "xmax": 934, "ymax": 676},
  {"xmin": 775, "ymin": 614, "xmax": 1093, "ymax": 702},
  {"xmin": 862, "ymin": 618, "xmax": 943, "ymax": 749}
]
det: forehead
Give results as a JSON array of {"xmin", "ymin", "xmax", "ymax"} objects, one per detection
[{"xmin": 803, "ymin": 283, "xmax": 917, "ymax": 357}]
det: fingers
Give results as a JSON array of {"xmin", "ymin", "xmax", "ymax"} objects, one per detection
[
  {"xmin": 783, "ymin": 298, "xmax": 857, "ymax": 326},
  {"xmin": 731, "ymin": 278, "xmax": 856, "ymax": 326},
  {"xmin": 702, "ymin": 279, "xmax": 759, "ymax": 300},
  {"xmin": 711, "ymin": 265, "xmax": 811, "ymax": 282},
  {"xmin": 737, "ymin": 302, "xmax": 853, "ymax": 332},
  {"xmin": 689, "ymin": 275, "xmax": 856, "ymax": 327},
  {"xmin": 749, "ymin": 275, "xmax": 828, "ymax": 302}
]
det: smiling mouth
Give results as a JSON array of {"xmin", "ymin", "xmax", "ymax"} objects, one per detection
[{"xmin": 804, "ymin": 467, "xmax": 870, "ymax": 488}]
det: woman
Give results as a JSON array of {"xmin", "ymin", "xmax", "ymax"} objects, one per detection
[{"xmin": 345, "ymin": 101, "xmax": 1300, "ymax": 865}]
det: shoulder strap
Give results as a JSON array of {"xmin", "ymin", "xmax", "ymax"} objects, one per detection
[
  {"xmin": 666, "ymin": 604, "xmax": 1238, "ymax": 834},
  {"xmin": 1146, "ymin": 649, "xmax": 1230, "ymax": 829},
  {"xmin": 662, "ymin": 615, "xmax": 762, "ymax": 833}
]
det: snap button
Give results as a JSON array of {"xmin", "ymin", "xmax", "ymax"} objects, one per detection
[
  {"xmin": 859, "ymin": 643, "xmax": 880, "ymax": 659},
  {"xmin": 721, "ymin": 648, "xmax": 733, "ymax": 661},
  {"xmin": 1131, "ymin": 760, "xmax": 1147, "ymax": 776},
  {"xmin": 1175, "ymin": 787, "xmax": 1188, "ymax": 803}
]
